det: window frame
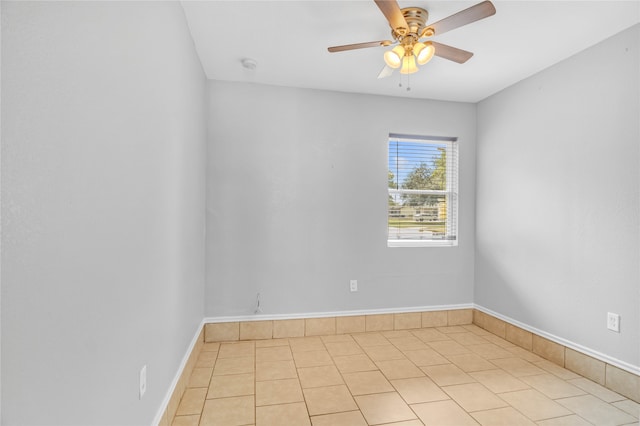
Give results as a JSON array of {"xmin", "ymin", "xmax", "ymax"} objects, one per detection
[{"xmin": 387, "ymin": 133, "xmax": 459, "ymax": 248}]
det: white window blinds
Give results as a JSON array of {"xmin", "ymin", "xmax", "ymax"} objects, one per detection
[{"xmin": 388, "ymin": 134, "xmax": 458, "ymax": 247}]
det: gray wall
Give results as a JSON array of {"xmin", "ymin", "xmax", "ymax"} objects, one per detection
[
  {"xmin": 476, "ymin": 25, "xmax": 639, "ymax": 368},
  {"xmin": 1, "ymin": 2, "xmax": 206, "ymax": 424},
  {"xmin": 206, "ymin": 81, "xmax": 476, "ymax": 317}
]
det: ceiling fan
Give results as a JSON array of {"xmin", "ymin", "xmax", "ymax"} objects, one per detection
[{"xmin": 328, "ymin": 0, "xmax": 496, "ymax": 79}]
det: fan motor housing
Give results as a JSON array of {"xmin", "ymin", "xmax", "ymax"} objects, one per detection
[{"xmin": 392, "ymin": 7, "xmax": 434, "ymax": 40}]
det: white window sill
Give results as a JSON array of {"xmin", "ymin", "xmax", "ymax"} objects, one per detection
[{"xmin": 387, "ymin": 239, "xmax": 458, "ymax": 248}]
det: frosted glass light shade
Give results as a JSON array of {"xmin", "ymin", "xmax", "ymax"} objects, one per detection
[
  {"xmin": 399, "ymin": 55, "xmax": 418, "ymax": 74},
  {"xmin": 414, "ymin": 42, "xmax": 435, "ymax": 65},
  {"xmin": 383, "ymin": 45, "xmax": 405, "ymax": 69}
]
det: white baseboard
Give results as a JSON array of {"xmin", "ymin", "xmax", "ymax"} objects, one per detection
[
  {"xmin": 474, "ymin": 304, "xmax": 640, "ymax": 376},
  {"xmin": 203, "ymin": 303, "xmax": 474, "ymax": 324},
  {"xmin": 153, "ymin": 319, "xmax": 204, "ymax": 426}
]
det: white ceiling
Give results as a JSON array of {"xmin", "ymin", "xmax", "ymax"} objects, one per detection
[{"xmin": 181, "ymin": 1, "xmax": 640, "ymax": 103}]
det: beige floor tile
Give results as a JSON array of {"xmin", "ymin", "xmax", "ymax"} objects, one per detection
[
  {"xmin": 467, "ymin": 343, "xmax": 514, "ymax": 360},
  {"xmin": 377, "ymin": 420, "xmax": 424, "ymax": 426},
  {"xmin": 303, "ymin": 384, "xmax": 358, "ymax": 416},
  {"xmin": 404, "ymin": 348, "xmax": 450, "ymax": 367},
  {"xmin": 336, "ymin": 315, "xmax": 366, "ymax": 334},
  {"xmin": 256, "ymin": 345, "xmax": 292, "ymax": 362},
  {"xmin": 394, "ymin": 313, "xmax": 422, "ymax": 330},
  {"xmin": 205, "ymin": 322, "xmax": 240, "ymax": 343},
  {"xmin": 421, "ymin": 364, "xmax": 476, "ymax": 387},
  {"xmin": 490, "ymin": 357, "xmax": 546, "ymax": 377},
  {"xmin": 256, "ymin": 378, "xmax": 304, "ymax": 406},
  {"xmin": 200, "ymin": 395, "xmax": 254, "ymax": 426},
  {"xmin": 298, "ymin": 365, "xmax": 344, "ymax": 388},
  {"xmin": 483, "ymin": 317, "xmax": 507, "ymax": 339},
  {"xmin": 218, "ymin": 342, "xmax": 255, "ymax": 359},
  {"xmin": 377, "ymin": 359, "xmax": 425, "ymax": 380},
  {"xmin": 437, "ymin": 326, "xmax": 469, "ymax": 334},
  {"xmin": 445, "ymin": 353, "xmax": 496, "ymax": 372},
  {"xmin": 412, "ymin": 328, "xmax": 451, "ymax": 343},
  {"xmin": 202, "ymin": 342, "xmax": 221, "ymax": 352},
  {"xmin": 505, "ymin": 325, "xmax": 533, "ymax": 351},
  {"xmin": 568, "ymin": 377, "xmax": 627, "ymax": 402},
  {"xmin": 422, "ymin": 311, "xmax": 448, "ymax": 328},
  {"xmin": 506, "ymin": 346, "xmax": 543, "ymax": 362},
  {"xmin": 310, "ymin": 410, "xmax": 367, "ymax": 426},
  {"xmin": 449, "ymin": 333, "xmax": 490, "ymax": 346},
  {"xmin": 442, "ymin": 383, "xmax": 508, "ymax": 412},
  {"xmin": 482, "ymin": 334, "xmax": 515, "ymax": 348},
  {"xmin": 364, "ymin": 344, "xmax": 406, "ymax": 361},
  {"xmin": 321, "ymin": 334, "xmax": 354, "ymax": 343},
  {"xmin": 565, "ymin": 348, "xmax": 606, "ymax": 385},
  {"xmin": 469, "ymin": 369, "xmax": 529, "ymax": 394},
  {"xmin": 256, "ymin": 402, "xmax": 310, "ymax": 426},
  {"xmin": 366, "ymin": 314, "xmax": 395, "ymax": 332},
  {"xmin": 305, "ymin": 317, "xmax": 336, "ymax": 336},
  {"xmin": 343, "ymin": 370, "xmax": 394, "ymax": 395},
  {"xmin": 355, "ymin": 392, "xmax": 417, "ymax": 425},
  {"xmin": 390, "ymin": 377, "xmax": 449, "ymax": 404},
  {"xmin": 556, "ymin": 394, "xmax": 637, "ymax": 425},
  {"xmin": 388, "ymin": 336, "xmax": 429, "ymax": 351},
  {"xmin": 448, "ymin": 309, "xmax": 473, "ymax": 326},
  {"xmin": 197, "ymin": 351, "xmax": 219, "ymax": 368},
  {"xmin": 293, "ymin": 350, "xmax": 333, "ymax": 368},
  {"xmin": 353, "ymin": 332, "xmax": 390, "ymax": 347},
  {"xmin": 471, "ymin": 407, "xmax": 536, "ymax": 426},
  {"xmin": 520, "ymin": 374, "xmax": 586, "ymax": 399},
  {"xmin": 171, "ymin": 415, "xmax": 200, "ymax": 426},
  {"xmin": 213, "ymin": 357, "xmax": 255, "ymax": 376},
  {"xmin": 289, "ymin": 337, "xmax": 326, "ymax": 353},
  {"xmin": 612, "ymin": 399, "xmax": 640, "ymax": 418},
  {"xmin": 176, "ymin": 388, "xmax": 208, "ymax": 416},
  {"xmin": 273, "ymin": 319, "xmax": 305, "ymax": 339},
  {"xmin": 325, "ymin": 341, "xmax": 363, "ymax": 357},
  {"xmin": 533, "ymin": 359, "xmax": 581, "ymax": 380},
  {"xmin": 255, "ymin": 338, "xmax": 289, "ymax": 348},
  {"xmin": 428, "ymin": 340, "xmax": 471, "ymax": 356},
  {"xmin": 188, "ymin": 367, "xmax": 213, "ymax": 388},
  {"xmin": 499, "ymin": 389, "xmax": 572, "ymax": 421},
  {"xmin": 333, "ymin": 354, "xmax": 378, "ymax": 373},
  {"xmin": 382, "ymin": 330, "xmax": 414, "ymax": 339},
  {"xmin": 462, "ymin": 324, "xmax": 491, "ymax": 336},
  {"xmin": 606, "ymin": 364, "xmax": 640, "ymax": 402},
  {"xmin": 207, "ymin": 373, "xmax": 254, "ymax": 399},
  {"xmin": 472, "ymin": 309, "xmax": 492, "ymax": 330},
  {"xmin": 177, "ymin": 328, "xmax": 640, "ymax": 426},
  {"xmin": 536, "ymin": 415, "xmax": 594, "ymax": 426},
  {"xmin": 256, "ymin": 360, "xmax": 297, "ymax": 381},
  {"xmin": 240, "ymin": 320, "xmax": 273, "ymax": 341},
  {"xmin": 411, "ymin": 400, "xmax": 479, "ymax": 426},
  {"xmin": 532, "ymin": 335, "xmax": 565, "ymax": 367}
]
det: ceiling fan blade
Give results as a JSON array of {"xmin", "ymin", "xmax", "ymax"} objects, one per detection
[
  {"xmin": 328, "ymin": 40, "xmax": 393, "ymax": 53},
  {"xmin": 377, "ymin": 65, "xmax": 394, "ymax": 79},
  {"xmin": 374, "ymin": 0, "xmax": 408, "ymax": 32},
  {"xmin": 432, "ymin": 42, "xmax": 474, "ymax": 64},
  {"xmin": 427, "ymin": 1, "xmax": 496, "ymax": 36}
]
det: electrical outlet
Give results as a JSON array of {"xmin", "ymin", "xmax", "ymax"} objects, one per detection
[
  {"xmin": 350, "ymin": 279, "xmax": 358, "ymax": 292},
  {"xmin": 139, "ymin": 365, "xmax": 147, "ymax": 399},
  {"xmin": 607, "ymin": 312, "xmax": 620, "ymax": 333}
]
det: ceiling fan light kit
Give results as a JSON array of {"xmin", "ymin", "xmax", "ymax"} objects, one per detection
[{"xmin": 328, "ymin": 0, "xmax": 496, "ymax": 82}]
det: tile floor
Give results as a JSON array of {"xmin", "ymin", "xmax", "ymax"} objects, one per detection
[{"xmin": 172, "ymin": 324, "xmax": 640, "ymax": 426}]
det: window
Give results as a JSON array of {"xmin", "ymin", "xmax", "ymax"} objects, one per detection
[{"xmin": 388, "ymin": 133, "xmax": 458, "ymax": 247}]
